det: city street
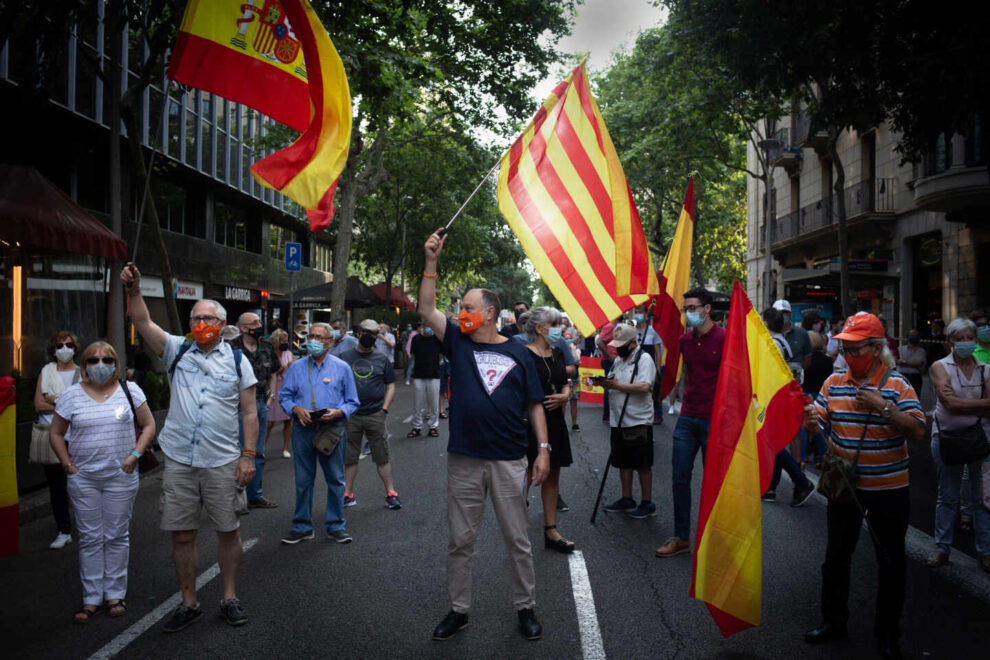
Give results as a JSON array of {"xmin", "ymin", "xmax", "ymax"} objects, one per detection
[{"xmin": 4, "ymin": 382, "xmax": 990, "ymax": 660}]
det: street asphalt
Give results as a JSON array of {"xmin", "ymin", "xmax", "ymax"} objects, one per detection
[{"xmin": 4, "ymin": 381, "xmax": 990, "ymax": 659}]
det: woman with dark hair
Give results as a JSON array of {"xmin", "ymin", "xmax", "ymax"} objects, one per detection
[
  {"xmin": 50, "ymin": 341, "xmax": 156, "ymax": 623},
  {"xmin": 31, "ymin": 330, "xmax": 82, "ymax": 550}
]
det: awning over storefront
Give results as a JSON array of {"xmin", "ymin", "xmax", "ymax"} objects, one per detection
[
  {"xmin": 271, "ymin": 276, "xmax": 378, "ymax": 310},
  {"xmin": 370, "ymin": 283, "xmax": 415, "ymax": 310},
  {"xmin": 0, "ymin": 164, "xmax": 127, "ymax": 261}
]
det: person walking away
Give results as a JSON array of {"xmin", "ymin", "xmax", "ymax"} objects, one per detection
[
  {"xmin": 418, "ymin": 229, "xmax": 550, "ymax": 641},
  {"xmin": 802, "ymin": 331, "xmax": 833, "ymax": 468},
  {"xmin": 49, "ymin": 341, "xmax": 155, "ymax": 623},
  {"xmin": 266, "ymin": 329, "xmax": 295, "ymax": 459},
  {"xmin": 340, "ymin": 319, "xmax": 400, "ymax": 510},
  {"xmin": 656, "ymin": 288, "xmax": 725, "ymax": 558},
  {"xmin": 896, "ymin": 329, "xmax": 927, "ymax": 395},
  {"xmin": 925, "ymin": 317, "xmax": 990, "ymax": 572},
  {"xmin": 31, "ymin": 330, "xmax": 81, "ymax": 549},
  {"xmin": 229, "ymin": 312, "xmax": 279, "ymax": 509},
  {"xmin": 523, "ymin": 307, "xmax": 575, "ymax": 552},
  {"xmin": 120, "ymin": 264, "xmax": 258, "ymax": 631},
  {"xmin": 408, "ymin": 324, "xmax": 443, "ymax": 438},
  {"xmin": 278, "ymin": 323, "xmax": 360, "ymax": 544},
  {"xmin": 802, "ymin": 313, "xmax": 925, "ymax": 659},
  {"xmin": 600, "ymin": 325, "xmax": 657, "ymax": 520}
]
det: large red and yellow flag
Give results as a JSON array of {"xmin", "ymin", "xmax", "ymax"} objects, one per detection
[
  {"xmin": 168, "ymin": 0, "xmax": 351, "ymax": 231},
  {"xmin": 651, "ymin": 178, "xmax": 694, "ymax": 400},
  {"xmin": 690, "ymin": 281, "xmax": 806, "ymax": 636},
  {"xmin": 0, "ymin": 377, "xmax": 19, "ymax": 557},
  {"xmin": 497, "ymin": 62, "xmax": 658, "ymax": 337}
]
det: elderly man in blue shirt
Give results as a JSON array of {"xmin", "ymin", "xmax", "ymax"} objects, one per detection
[
  {"xmin": 121, "ymin": 264, "xmax": 258, "ymax": 633},
  {"xmin": 279, "ymin": 322, "xmax": 360, "ymax": 544}
]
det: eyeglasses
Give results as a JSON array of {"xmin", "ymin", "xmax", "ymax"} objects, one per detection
[
  {"xmin": 681, "ymin": 304, "xmax": 705, "ymax": 313},
  {"xmin": 85, "ymin": 357, "xmax": 116, "ymax": 365},
  {"xmin": 56, "ymin": 342, "xmax": 76, "ymax": 349},
  {"xmin": 190, "ymin": 316, "xmax": 221, "ymax": 325},
  {"xmin": 839, "ymin": 344, "xmax": 873, "ymax": 357},
  {"xmin": 306, "ymin": 334, "xmax": 329, "ymax": 341}
]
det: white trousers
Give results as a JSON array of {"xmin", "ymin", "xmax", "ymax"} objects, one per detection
[
  {"xmin": 66, "ymin": 469, "xmax": 139, "ymax": 605},
  {"xmin": 412, "ymin": 378, "xmax": 440, "ymax": 430}
]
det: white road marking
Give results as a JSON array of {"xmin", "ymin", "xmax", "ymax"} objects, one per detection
[
  {"xmin": 568, "ymin": 550, "xmax": 606, "ymax": 660},
  {"xmin": 88, "ymin": 537, "xmax": 259, "ymax": 660}
]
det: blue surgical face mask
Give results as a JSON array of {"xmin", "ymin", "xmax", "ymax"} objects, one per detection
[
  {"xmin": 633, "ymin": 314, "xmax": 645, "ymax": 324},
  {"xmin": 953, "ymin": 341, "xmax": 977, "ymax": 358},
  {"xmin": 306, "ymin": 340, "xmax": 327, "ymax": 357},
  {"xmin": 423, "ymin": 327, "xmax": 434, "ymax": 337},
  {"xmin": 686, "ymin": 311, "xmax": 704, "ymax": 328},
  {"xmin": 331, "ymin": 329, "xmax": 341, "ymax": 340},
  {"xmin": 547, "ymin": 327, "xmax": 563, "ymax": 343},
  {"xmin": 978, "ymin": 326, "xmax": 990, "ymax": 342},
  {"xmin": 86, "ymin": 362, "xmax": 116, "ymax": 385}
]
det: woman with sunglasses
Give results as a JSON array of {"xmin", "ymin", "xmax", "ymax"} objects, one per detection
[
  {"xmin": 31, "ymin": 331, "xmax": 82, "ymax": 550},
  {"xmin": 49, "ymin": 341, "xmax": 156, "ymax": 623}
]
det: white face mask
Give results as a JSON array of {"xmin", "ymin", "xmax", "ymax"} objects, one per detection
[
  {"xmin": 87, "ymin": 362, "xmax": 116, "ymax": 385},
  {"xmin": 55, "ymin": 346, "xmax": 75, "ymax": 363}
]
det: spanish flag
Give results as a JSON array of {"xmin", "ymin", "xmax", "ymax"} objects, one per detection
[
  {"xmin": 690, "ymin": 281, "xmax": 806, "ymax": 636},
  {"xmin": 651, "ymin": 178, "xmax": 694, "ymax": 400},
  {"xmin": 0, "ymin": 377, "xmax": 19, "ymax": 556},
  {"xmin": 497, "ymin": 61, "xmax": 658, "ymax": 337},
  {"xmin": 168, "ymin": 0, "xmax": 351, "ymax": 231}
]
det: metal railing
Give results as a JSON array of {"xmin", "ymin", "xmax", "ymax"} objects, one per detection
[
  {"xmin": 771, "ymin": 178, "xmax": 894, "ymax": 246},
  {"xmin": 767, "ymin": 128, "xmax": 791, "ymax": 162},
  {"xmin": 921, "ymin": 122, "xmax": 985, "ymax": 177}
]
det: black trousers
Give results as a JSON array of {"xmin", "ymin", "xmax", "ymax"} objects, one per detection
[
  {"xmin": 43, "ymin": 463, "xmax": 71, "ymax": 534},
  {"xmin": 821, "ymin": 486, "xmax": 909, "ymax": 638}
]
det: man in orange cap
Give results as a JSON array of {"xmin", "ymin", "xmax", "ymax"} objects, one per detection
[{"xmin": 801, "ymin": 312, "xmax": 925, "ymax": 659}]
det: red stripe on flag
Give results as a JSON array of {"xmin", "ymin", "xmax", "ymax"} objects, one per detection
[
  {"xmin": 652, "ymin": 278, "xmax": 685, "ymax": 400},
  {"xmin": 305, "ymin": 176, "xmax": 340, "ymax": 232},
  {"xmin": 572, "ymin": 67, "xmax": 606, "ymax": 154},
  {"xmin": 625, "ymin": 183, "xmax": 651, "ymax": 293},
  {"xmin": 552, "ymin": 102, "xmax": 613, "ymax": 228},
  {"xmin": 757, "ymin": 379, "xmax": 808, "ymax": 492}
]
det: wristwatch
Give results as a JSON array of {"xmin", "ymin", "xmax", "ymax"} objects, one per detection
[
  {"xmin": 880, "ymin": 401, "xmax": 893, "ymax": 419},
  {"xmin": 538, "ymin": 442, "xmax": 551, "ymax": 452}
]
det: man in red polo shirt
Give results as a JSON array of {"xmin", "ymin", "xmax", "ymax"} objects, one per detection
[{"xmin": 655, "ymin": 287, "xmax": 726, "ymax": 558}]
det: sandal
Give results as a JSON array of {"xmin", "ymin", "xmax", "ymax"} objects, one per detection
[
  {"xmin": 543, "ymin": 525, "xmax": 575, "ymax": 554},
  {"xmin": 73, "ymin": 604, "xmax": 102, "ymax": 624},
  {"xmin": 407, "ymin": 428, "xmax": 422, "ymax": 438},
  {"xmin": 107, "ymin": 600, "xmax": 127, "ymax": 617},
  {"xmin": 428, "ymin": 428, "xmax": 439, "ymax": 437},
  {"xmin": 439, "ymin": 412, "xmax": 448, "ymax": 419}
]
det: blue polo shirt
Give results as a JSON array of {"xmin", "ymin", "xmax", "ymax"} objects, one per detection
[{"xmin": 443, "ymin": 319, "xmax": 544, "ymax": 460}]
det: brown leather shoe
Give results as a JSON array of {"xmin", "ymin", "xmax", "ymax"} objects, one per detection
[
  {"xmin": 655, "ymin": 537, "xmax": 690, "ymax": 558},
  {"xmin": 924, "ymin": 550, "xmax": 949, "ymax": 567}
]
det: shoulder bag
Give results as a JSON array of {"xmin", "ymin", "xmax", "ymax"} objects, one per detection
[
  {"xmin": 29, "ymin": 367, "xmax": 80, "ymax": 465},
  {"xmin": 308, "ymin": 358, "xmax": 343, "ymax": 455},
  {"xmin": 935, "ymin": 363, "xmax": 989, "ymax": 466},
  {"xmin": 120, "ymin": 378, "xmax": 160, "ymax": 473}
]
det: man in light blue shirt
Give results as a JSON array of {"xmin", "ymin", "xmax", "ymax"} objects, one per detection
[
  {"xmin": 328, "ymin": 319, "xmax": 359, "ymax": 357},
  {"xmin": 121, "ymin": 263, "xmax": 258, "ymax": 632},
  {"xmin": 279, "ymin": 322, "xmax": 360, "ymax": 544}
]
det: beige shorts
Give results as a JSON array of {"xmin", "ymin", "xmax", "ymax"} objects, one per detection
[
  {"xmin": 345, "ymin": 409, "xmax": 390, "ymax": 465},
  {"xmin": 159, "ymin": 455, "xmax": 244, "ymax": 532}
]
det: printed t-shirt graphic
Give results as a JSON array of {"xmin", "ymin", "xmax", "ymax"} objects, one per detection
[{"xmin": 474, "ymin": 352, "xmax": 517, "ymax": 395}]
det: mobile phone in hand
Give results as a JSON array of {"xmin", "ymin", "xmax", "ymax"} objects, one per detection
[{"xmin": 310, "ymin": 408, "xmax": 328, "ymax": 421}]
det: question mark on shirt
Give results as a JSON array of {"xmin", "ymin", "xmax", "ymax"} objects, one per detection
[{"xmin": 486, "ymin": 369, "xmax": 497, "ymax": 387}]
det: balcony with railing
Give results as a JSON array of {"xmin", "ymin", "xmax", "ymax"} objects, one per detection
[
  {"xmin": 767, "ymin": 128, "xmax": 802, "ymax": 176},
  {"xmin": 792, "ymin": 111, "xmax": 829, "ymax": 151},
  {"xmin": 771, "ymin": 178, "xmax": 896, "ymax": 250},
  {"xmin": 913, "ymin": 123, "xmax": 990, "ymax": 215}
]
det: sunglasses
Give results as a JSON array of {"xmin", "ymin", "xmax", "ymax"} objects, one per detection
[
  {"xmin": 57, "ymin": 342, "xmax": 76, "ymax": 349},
  {"xmin": 85, "ymin": 357, "xmax": 116, "ymax": 365}
]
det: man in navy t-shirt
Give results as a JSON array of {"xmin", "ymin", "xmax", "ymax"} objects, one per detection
[{"xmin": 418, "ymin": 229, "xmax": 549, "ymax": 642}]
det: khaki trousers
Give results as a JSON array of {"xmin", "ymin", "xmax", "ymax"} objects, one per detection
[{"xmin": 446, "ymin": 452, "xmax": 536, "ymax": 613}]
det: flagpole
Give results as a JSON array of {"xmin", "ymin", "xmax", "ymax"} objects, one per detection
[
  {"xmin": 440, "ymin": 159, "xmax": 500, "ymax": 233},
  {"xmin": 131, "ymin": 77, "xmax": 173, "ymax": 263}
]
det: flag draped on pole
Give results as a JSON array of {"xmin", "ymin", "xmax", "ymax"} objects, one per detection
[
  {"xmin": 496, "ymin": 62, "xmax": 658, "ymax": 337},
  {"xmin": 690, "ymin": 281, "xmax": 807, "ymax": 637},
  {"xmin": 650, "ymin": 178, "xmax": 694, "ymax": 401},
  {"xmin": 168, "ymin": 0, "xmax": 351, "ymax": 231}
]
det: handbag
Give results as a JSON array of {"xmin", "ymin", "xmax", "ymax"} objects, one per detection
[
  {"xmin": 307, "ymin": 358, "xmax": 343, "ymax": 456},
  {"xmin": 935, "ymin": 365, "xmax": 989, "ymax": 466},
  {"xmin": 29, "ymin": 421, "xmax": 59, "ymax": 465},
  {"xmin": 119, "ymin": 378, "xmax": 160, "ymax": 473}
]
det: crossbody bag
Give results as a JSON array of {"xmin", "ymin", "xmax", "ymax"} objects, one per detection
[
  {"xmin": 29, "ymin": 367, "xmax": 80, "ymax": 465},
  {"xmin": 307, "ymin": 358, "xmax": 343, "ymax": 455},
  {"xmin": 935, "ymin": 363, "xmax": 989, "ymax": 466},
  {"xmin": 119, "ymin": 378, "xmax": 160, "ymax": 473}
]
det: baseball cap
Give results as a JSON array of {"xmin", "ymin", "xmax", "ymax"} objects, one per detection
[
  {"xmin": 832, "ymin": 312, "xmax": 883, "ymax": 342},
  {"xmin": 608, "ymin": 324, "xmax": 637, "ymax": 347},
  {"xmin": 772, "ymin": 299, "xmax": 792, "ymax": 313},
  {"xmin": 358, "ymin": 319, "xmax": 380, "ymax": 333}
]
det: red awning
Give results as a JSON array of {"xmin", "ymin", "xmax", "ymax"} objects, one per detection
[
  {"xmin": 0, "ymin": 164, "xmax": 128, "ymax": 261},
  {"xmin": 370, "ymin": 282, "xmax": 415, "ymax": 310}
]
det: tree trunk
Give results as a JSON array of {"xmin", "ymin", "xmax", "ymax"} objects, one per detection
[
  {"xmin": 121, "ymin": 105, "xmax": 183, "ymax": 334},
  {"xmin": 329, "ymin": 166, "xmax": 359, "ymax": 322},
  {"xmin": 828, "ymin": 131, "xmax": 852, "ymax": 318}
]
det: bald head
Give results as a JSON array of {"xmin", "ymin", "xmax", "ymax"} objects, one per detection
[{"xmin": 237, "ymin": 312, "xmax": 260, "ymax": 328}]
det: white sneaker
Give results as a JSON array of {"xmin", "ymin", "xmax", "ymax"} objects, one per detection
[
  {"xmin": 49, "ymin": 532, "xmax": 72, "ymax": 549},
  {"xmin": 282, "ymin": 450, "xmax": 291, "ymax": 459},
  {"xmin": 668, "ymin": 406, "xmax": 675, "ymax": 415}
]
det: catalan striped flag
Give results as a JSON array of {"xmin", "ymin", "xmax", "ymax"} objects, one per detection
[
  {"xmin": 651, "ymin": 178, "xmax": 694, "ymax": 401},
  {"xmin": 497, "ymin": 62, "xmax": 658, "ymax": 337},
  {"xmin": 690, "ymin": 281, "xmax": 806, "ymax": 636},
  {"xmin": 168, "ymin": 0, "xmax": 351, "ymax": 231},
  {"xmin": 0, "ymin": 377, "xmax": 19, "ymax": 556}
]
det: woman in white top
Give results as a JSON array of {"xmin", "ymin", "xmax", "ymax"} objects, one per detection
[
  {"xmin": 32, "ymin": 330, "xmax": 82, "ymax": 549},
  {"xmin": 49, "ymin": 341, "xmax": 156, "ymax": 623},
  {"xmin": 927, "ymin": 318, "xmax": 990, "ymax": 572},
  {"xmin": 266, "ymin": 329, "xmax": 294, "ymax": 458}
]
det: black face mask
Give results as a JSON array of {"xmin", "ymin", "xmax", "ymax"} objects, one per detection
[
  {"xmin": 279, "ymin": 343, "xmax": 290, "ymax": 351},
  {"xmin": 616, "ymin": 344, "xmax": 633, "ymax": 359},
  {"xmin": 359, "ymin": 334, "xmax": 377, "ymax": 348},
  {"xmin": 247, "ymin": 327, "xmax": 264, "ymax": 339}
]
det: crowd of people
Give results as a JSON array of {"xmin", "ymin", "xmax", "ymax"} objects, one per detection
[{"xmin": 22, "ymin": 248, "xmax": 988, "ymax": 656}]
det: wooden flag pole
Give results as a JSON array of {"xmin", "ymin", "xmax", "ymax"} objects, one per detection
[
  {"xmin": 131, "ymin": 78, "xmax": 173, "ymax": 263},
  {"xmin": 440, "ymin": 159, "xmax": 500, "ymax": 234}
]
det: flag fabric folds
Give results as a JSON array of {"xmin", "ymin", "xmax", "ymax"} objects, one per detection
[
  {"xmin": 650, "ymin": 178, "xmax": 694, "ymax": 401},
  {"xmin": 496, "ymin": 62, "xmax": 658, "ymax": 337},
  {"xmin": 168, "ymin": 0, "xmax": 351, "ymax": 231},
  {"xmin": 0, "ymin": 377, "xmax": 19, "ymax": 557},
  {"xmin": 689, "ymin": 281, "xmax": 806, "ymax": 637}
]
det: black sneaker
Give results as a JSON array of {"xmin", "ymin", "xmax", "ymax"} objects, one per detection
[
  {"xmin": 791, "ymin": 481, "xmax": 815, "ymax": 508},
  {"xmin": 517, "ymin": 608, "xmax": 542, "ymax": 640},
  {"xmin": 220, "ymin": 598, "xmax": 247, "ymax": 626},
  {"xmin": 571, "ymin": 423, "xmax": 580, "ymax": 430},
  {"xmin": 761, "ymin": 490, "xmax": 776, "ymax": 502},
  {"xmin": 603, "ymin": 497, "xmax": 637, "ymax": 513},
  {"xmin": 280, "ymin": 530, "xmax": 315, "ymax": 544},
  {"xmin": 432, "ymin": 610, "xmax": 469, "ymax": 640},
  {"xmin": 328, "ymin": 529, "xmax": 353, "ymax": 543},
  {"xmin": 162, "ymin": 603, "xmax": 203, "ymax": 633},
  {"xmin": 627, "ymin": 501, "xmax": 657, "ymax": 519},
  {"xmin": 556, "ymin": 495, "xmax": 569, "ymax": 512}
]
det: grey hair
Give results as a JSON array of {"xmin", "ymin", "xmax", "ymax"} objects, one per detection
[
  {"xmin": 945, "ymin": 317, "xmax": 977, "ymax": 341},
  {"xmin": 875, "ymin": 341, "xmax": 896, "ymax": 369},
  {"xmin": 192, "ymin": 299, "xmax": 227, "ymax": 321},
  {"xmin": 525, "ymin": 306, "xmax": 562, "ymax": 343},
  {"xmin": 311, "ymin": 322, "xmax": 333, "ymax": 338}
]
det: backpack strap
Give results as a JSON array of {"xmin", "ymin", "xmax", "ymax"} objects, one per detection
[
  {"xmin": 232, "ymin": 347, "xmax": 242, "ymax": 380},
  {"xmin": 167, "ymin": 339, "xmax": 194, "ymax": 380}
]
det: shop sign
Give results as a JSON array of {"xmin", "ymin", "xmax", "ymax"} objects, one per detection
[
  {"xmin": 225, "ymin": 286, "xmax": 254, "ymax": 302},
  {"xmin": 848, "ymin": 259, "xmax": 888, "ymax": 273},
  {"xmin": 139, "ymin": 277, "xmax": 203, "ymax": 300}
]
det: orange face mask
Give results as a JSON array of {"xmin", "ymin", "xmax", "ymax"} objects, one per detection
[
  {"xmin": 458, "ymin": 309, "xmax": 484, "ymax": 334},
  {"xmin": 191, "ymin": 321, "xmax": 220, "ymax": 344}
]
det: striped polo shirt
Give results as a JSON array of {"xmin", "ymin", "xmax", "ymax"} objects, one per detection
[{"xmin": 812, "ymin": 367, "xmax": 925, "ymax": 490}]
